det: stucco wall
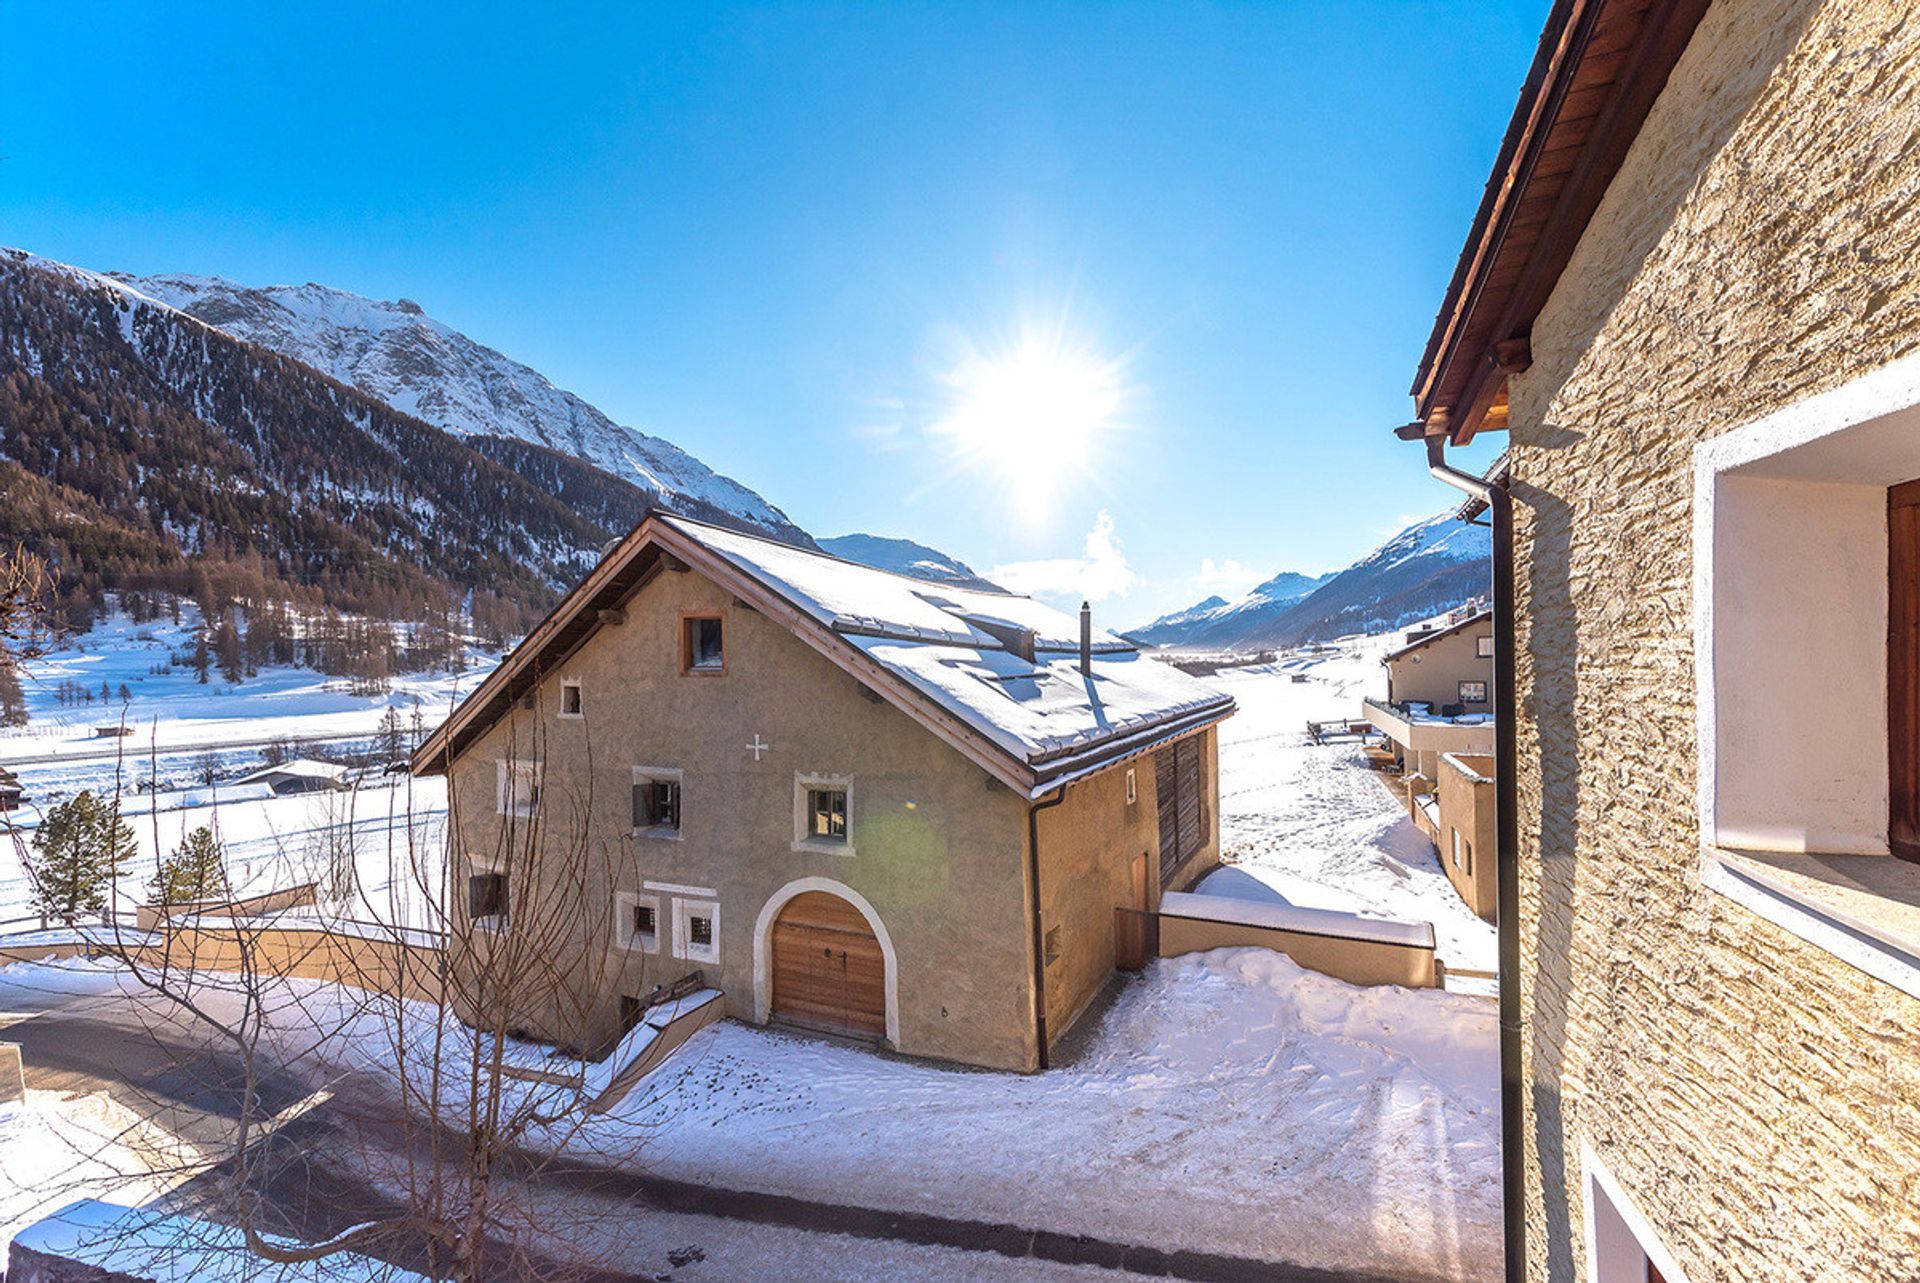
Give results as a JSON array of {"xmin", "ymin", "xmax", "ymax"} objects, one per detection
[
  {"xmin": 1437, "ymin": 753, "xmax": 1496, "ymax": 921},
  {"xmin": 1032, "ymin": 726, "xmax": 1220, "ymax": 1044},
  {"xmin": 1385, "ymin": 624, "xmax": 1494, "ymax": 710},
  {"xmin": 1501, "ymin": 0, "xmax": 1920, "ymax": 1277},
  {"xmin": 447, "ymin": 566, "xmax": 1041, "ymax": 1071}
]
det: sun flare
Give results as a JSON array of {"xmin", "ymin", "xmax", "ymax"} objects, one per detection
[{"xmin": 932, "ymin": 325, "xmax": 1132, "ymax": 522}]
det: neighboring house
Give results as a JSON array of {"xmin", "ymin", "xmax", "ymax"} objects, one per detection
[
  {"xmin": 231, "ymin": 760, "xmax": 348, "ymax": 796},
  {"xmin": 0, "ymin": 766, "xmax": 22, "ymax": 812},
  {"xmin": 1406, "ymin": 752, "xmax": 1495, "ymax": 922},
  {"xmin": 1398, "ymin": 1, "xmax": 1920, "ymax": 1279},
  {"xmin": 413, "ymin": 513, "xmax": 1233, "ymax": 1073},
  {"xmin": 1362, "ymin": 609, "xmax": 1496, "ymax": 777}
]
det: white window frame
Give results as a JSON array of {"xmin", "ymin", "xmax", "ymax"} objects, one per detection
[
  {"xmin": 792, "ymin": 772, "xmax": 855, "ymax": 856},
  {"xmin": 613, "ymin": 889, "xmax": 661, "ymax": 954},
  {"xmin": 1476, "ymin": 635, "xmax": 1495, "ymax": 658},
  {"xmin": 558, "ymin": 677, "xmax": 584, "ymax": 720},
  {"xmin": 1451, "ymin": 828, "xmax": 1463, "ymax": 869},
  {"xmin": 1125, "ymin": 767, "xmax": 1138, "ymax": 806},
  {"xmin": 1581, "ymin": 1142, "xmax": 1689, "ymax": 1283},
  {"xmin": 1691, "ymin": 352, "xmax": 1920, "ymax": 999},
  {"xmin": 630, "ymin": 766, "xmax": 684, "ymax": 841},
  {"xmin": 673, "ymin": 897, "xmax": 720, "ymax": 965},
  {"xmin": 495, "ymin": 759, "xmax": 540, "ymax": 818}
]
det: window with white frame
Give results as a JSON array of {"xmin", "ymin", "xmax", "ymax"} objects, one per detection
[
  {"xmin": 673, "ymin": 897, "xmax": 719, "ymax": 965},
  {"xmin": 1584, "ymin": 1146, "xmax": 1686, "ymax": 1283},
  {"xmin": 631, "ymin": 766, "xmax": 683, "ymax": 838},
  {"xmin": 558, "ymin": 678, "xmax": 584, "ymax": 719},
  {"xmin": 613, "ymin": 890, "xmax": 661, "ymax": 954},
  {"xmin": 1692, "ymin": 357, "xmax": 1920, "ymax": 998},
  {"xmin": 793, "ymin": 773, "xmax": 854, "ymax": 855},
  {"xmin": 1459, "ymin": 679, "xmax": 1488, "ymax": 705},
  {"xmin": 1476, "ymin": 635, "xmax": 1495, "ymax": 658},
  {"xmin": 495, "ymin": 760, "xmax": 540, "ymax": 817}
]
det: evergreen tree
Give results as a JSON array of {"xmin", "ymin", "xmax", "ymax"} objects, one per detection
[
  {"xmin": 377, "ymin": 706, "xmax": 407, "ymax": 761},
  {"xmin": 149, "ymin": 826, "xmax": 226, "ymax": 906},
  {"xmin": 214, "ymin": 613, "xmax": 244, "ymax": 684},
  {"xmin": 0, "ymin": 659, "xmax": 25, "ymax": 727},
  {"xmin": 192, "ymin": 630, "xmax": 211, "ymax": 684},
  {"xmin": 27, "ymin": 791, "xmax": 137, "ymax": 922}
]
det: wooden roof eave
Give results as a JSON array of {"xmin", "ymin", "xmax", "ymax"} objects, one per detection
[{"xmin": 1410, "ymin": 0, "xmax": 1712, "ymax": 444}]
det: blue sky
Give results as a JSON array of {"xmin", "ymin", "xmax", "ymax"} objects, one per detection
[{"xmin": 3, "ymin": 2, "xmax": 1529, "ymax": 627}]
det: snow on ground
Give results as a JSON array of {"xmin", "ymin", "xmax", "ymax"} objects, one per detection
[
  {"xmin": 0, "ymin": 605, "xmax": 486, "ymax": 930},
  {"xmin": 565, "ymin": 948, "xmax": 1499, "ymax": 1281},
  {"xmin": 1203, "ymin": 637, "xmax": 1499, "ymax": 974},
  {"xmin": 0, "ymin": 1089, "xmax": 200, "ymax": 1261}
]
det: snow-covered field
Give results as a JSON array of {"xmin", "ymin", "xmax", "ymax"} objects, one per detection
[
  {"xmin": 0, "ymin": 609, "xmax": 485, "ymax": 928},
  {"xmin": 1204, "ymin": 639, "xmax": 1499, "ymax": 975}
]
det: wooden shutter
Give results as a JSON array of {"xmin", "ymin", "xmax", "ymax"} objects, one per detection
[
  {"xmin": 1892, "ymin": 479, "xmax": 1920, "ymax": 861},
  {"xmin": 1176, "ymin": 737, "xmax": 1204, "ymax": 863},
  {"xmin": 1155, "ymin": 746, "xmax": 1180, "ymax": 879}
]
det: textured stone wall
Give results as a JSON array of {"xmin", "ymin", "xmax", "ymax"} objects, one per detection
[{"xmin": 1503, "ymin": 0, "xmax": 1920, "ymax": 1277}]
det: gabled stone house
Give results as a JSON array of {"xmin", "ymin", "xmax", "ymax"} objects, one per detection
[
  {"xmin": 1399, "ymin": 0, "xmax": 1920, "ymax": 1278},
  {"xmin": 413, "ymin": 514, "xmax": 1232, "ymax": 1072}
]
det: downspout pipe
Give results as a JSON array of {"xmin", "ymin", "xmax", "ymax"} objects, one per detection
[
  {"xmin": 1026, "ymin": 786, "xmax": 1069, "ymax": 1071},
  {"xmin": 1423, "ymin": 432, "xmax": 1524, "ymax": 1283}
]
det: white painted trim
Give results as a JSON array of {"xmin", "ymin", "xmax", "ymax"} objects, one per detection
[
  {"xmin": 1125, "ymin": 767, "xmax": 1137, "ymax": 807},
  {"xmin": 1694, "ymin": 349, "xmax": 1920, "ymax": 854},
  {"xmin": 557, "ymin": 677, "xmax": 584, "ymax": 720},
  {"xmin": 1580, "ymin": 1141, "xmax": 1691, "ymax": 1283},
  {"xmin": 612, "ymin": 890, "xmax": 661, "ymax": 955},
  {"xmin": 672, "ymin": 897, "xmax": 720, "ymax": 966},
  {"xmin": 1700, "ymin": 852, "xmax": 1920, "ymax": 1001},
  {"xmin": 644, "ymin": 880, "xmax": 716, "ymax": 898},
  {"xmin": 752, "ymin": 876, "xmax": 900, "ymax": 1047},
  {"xmin": 495, "ymin": 759, "xmax": 540, "ymax": 818},
  {"xmin": 792, "ymin": 771, "xmax": 856, "ymax": 857}
]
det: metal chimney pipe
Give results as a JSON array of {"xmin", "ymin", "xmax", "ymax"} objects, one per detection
[{"xmin": 1079, "ymin": 601, "xmax": 1092, "ymax": 676}]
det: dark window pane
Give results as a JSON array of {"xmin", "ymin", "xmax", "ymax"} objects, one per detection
[
  {"xmin": 633, "ymin": 903, "xmax": 656, "ymax": 936},
  {"xmin": 808, "ymin": 788, "xmax": 847, "ymax": 839},
  {"xmin": 689, "ymin": 915, "xmax": 713, "ymax": 946},
  {"xmin": 469, "ymin": 873, "xmax": 506, "ymax": 919},
  {"xmin": 687, "ymin": 618, "xmax": 724, "ymax": 670}
]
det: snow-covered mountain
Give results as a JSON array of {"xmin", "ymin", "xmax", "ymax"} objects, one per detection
[
  {"xmin": 817, "ymin": 534, "xmax": 1005, "ymax": 593},
  {"xmin": 1144, "ymin": 513, "xmax": 1490, "ymax": 651},
  {"xmin": 109, "ymin": 271, "xmax": 808, "ymax": 544}
]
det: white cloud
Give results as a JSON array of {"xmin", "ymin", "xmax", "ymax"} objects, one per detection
[
  {"xmin": 1193, "ymin": 557, "xmax": 1265, "ymax": 597},
  {"xmin": 990, "ymin": 510, "xmax": 1138, "ymax": 604}
]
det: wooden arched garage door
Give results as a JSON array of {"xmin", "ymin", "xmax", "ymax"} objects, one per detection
[{"xmin": 770, "ymin": 891, "xmax": 886, "ymax": 1040}]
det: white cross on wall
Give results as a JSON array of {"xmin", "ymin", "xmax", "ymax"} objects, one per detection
[{"xmin": 746, "ymin": 734, "xmax": 770, "ymax": 761}]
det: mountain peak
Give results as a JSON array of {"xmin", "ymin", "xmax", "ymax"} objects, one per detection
[
  {"xmin": 818, "ymin": 534, "xmax": 1005, "ymax": 593},
  {"xmin": 109, "ymin": 268, "xmax": 807, "ymax": 544}
]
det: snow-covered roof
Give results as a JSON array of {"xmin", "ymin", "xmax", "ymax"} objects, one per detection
[
  {"xmin": 1382, "ymin": 608, "xmax": 1493, "ymax": 662},
  {"xmin": 1160, "ymin": 890, "xmax": 1437, "ymax": 950},
  {"xmin": 416, "ymin": 514, "xmax": 1233, "ymax": 795},
  {"xmin": 232, "ymin": 758, "xmax": 346, "ymax": 785},
  {"xmin": 672, "ymin": 517, "xmax": 1132, "ymax": 654}
]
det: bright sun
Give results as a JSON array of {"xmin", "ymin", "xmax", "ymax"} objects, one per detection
[{"xmin": 933, "ymin": 326, "xmax": 1131, "ymax": 522}]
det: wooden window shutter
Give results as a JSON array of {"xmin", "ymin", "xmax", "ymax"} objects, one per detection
[{"xmin": 1891, "ymin": 479, "xmax": 1920, "ymax": 861}]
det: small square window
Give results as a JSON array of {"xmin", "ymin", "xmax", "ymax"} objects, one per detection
[
  {"xmin": 683, "ymin": 616, "xmax": 725, "ymax": 673},
  {"xmin": 1459, "ymin": 680, "xmax": 1488, "ymax": 705},
  {"xmin": 497, "ymin": 760, "xmax": 540, "ymax": 817},
  {"xmin": 632, "ymin": 776, "xmax": 682, "ymax": 832},
  {"xmin": 614, "ymin": 891, "xmax": 660, "ymax": 953},
  {"xmin": 673, "ymin": 898, "xmax": 720, "ymax": 965},
  {"xmin": 559, "ymin": 679, "xmax": 583, "ymax": 718},
  {"xmin": 1476, "ymin": 635, "xmax": 1495, "ymax": 658},
  {"xmin": 469, "ymin": 872, "xmax": 507, "ymax": 925},
  {"xmin": 808, "ymin": 787, "xmax": 848, "ymax": 841}
]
